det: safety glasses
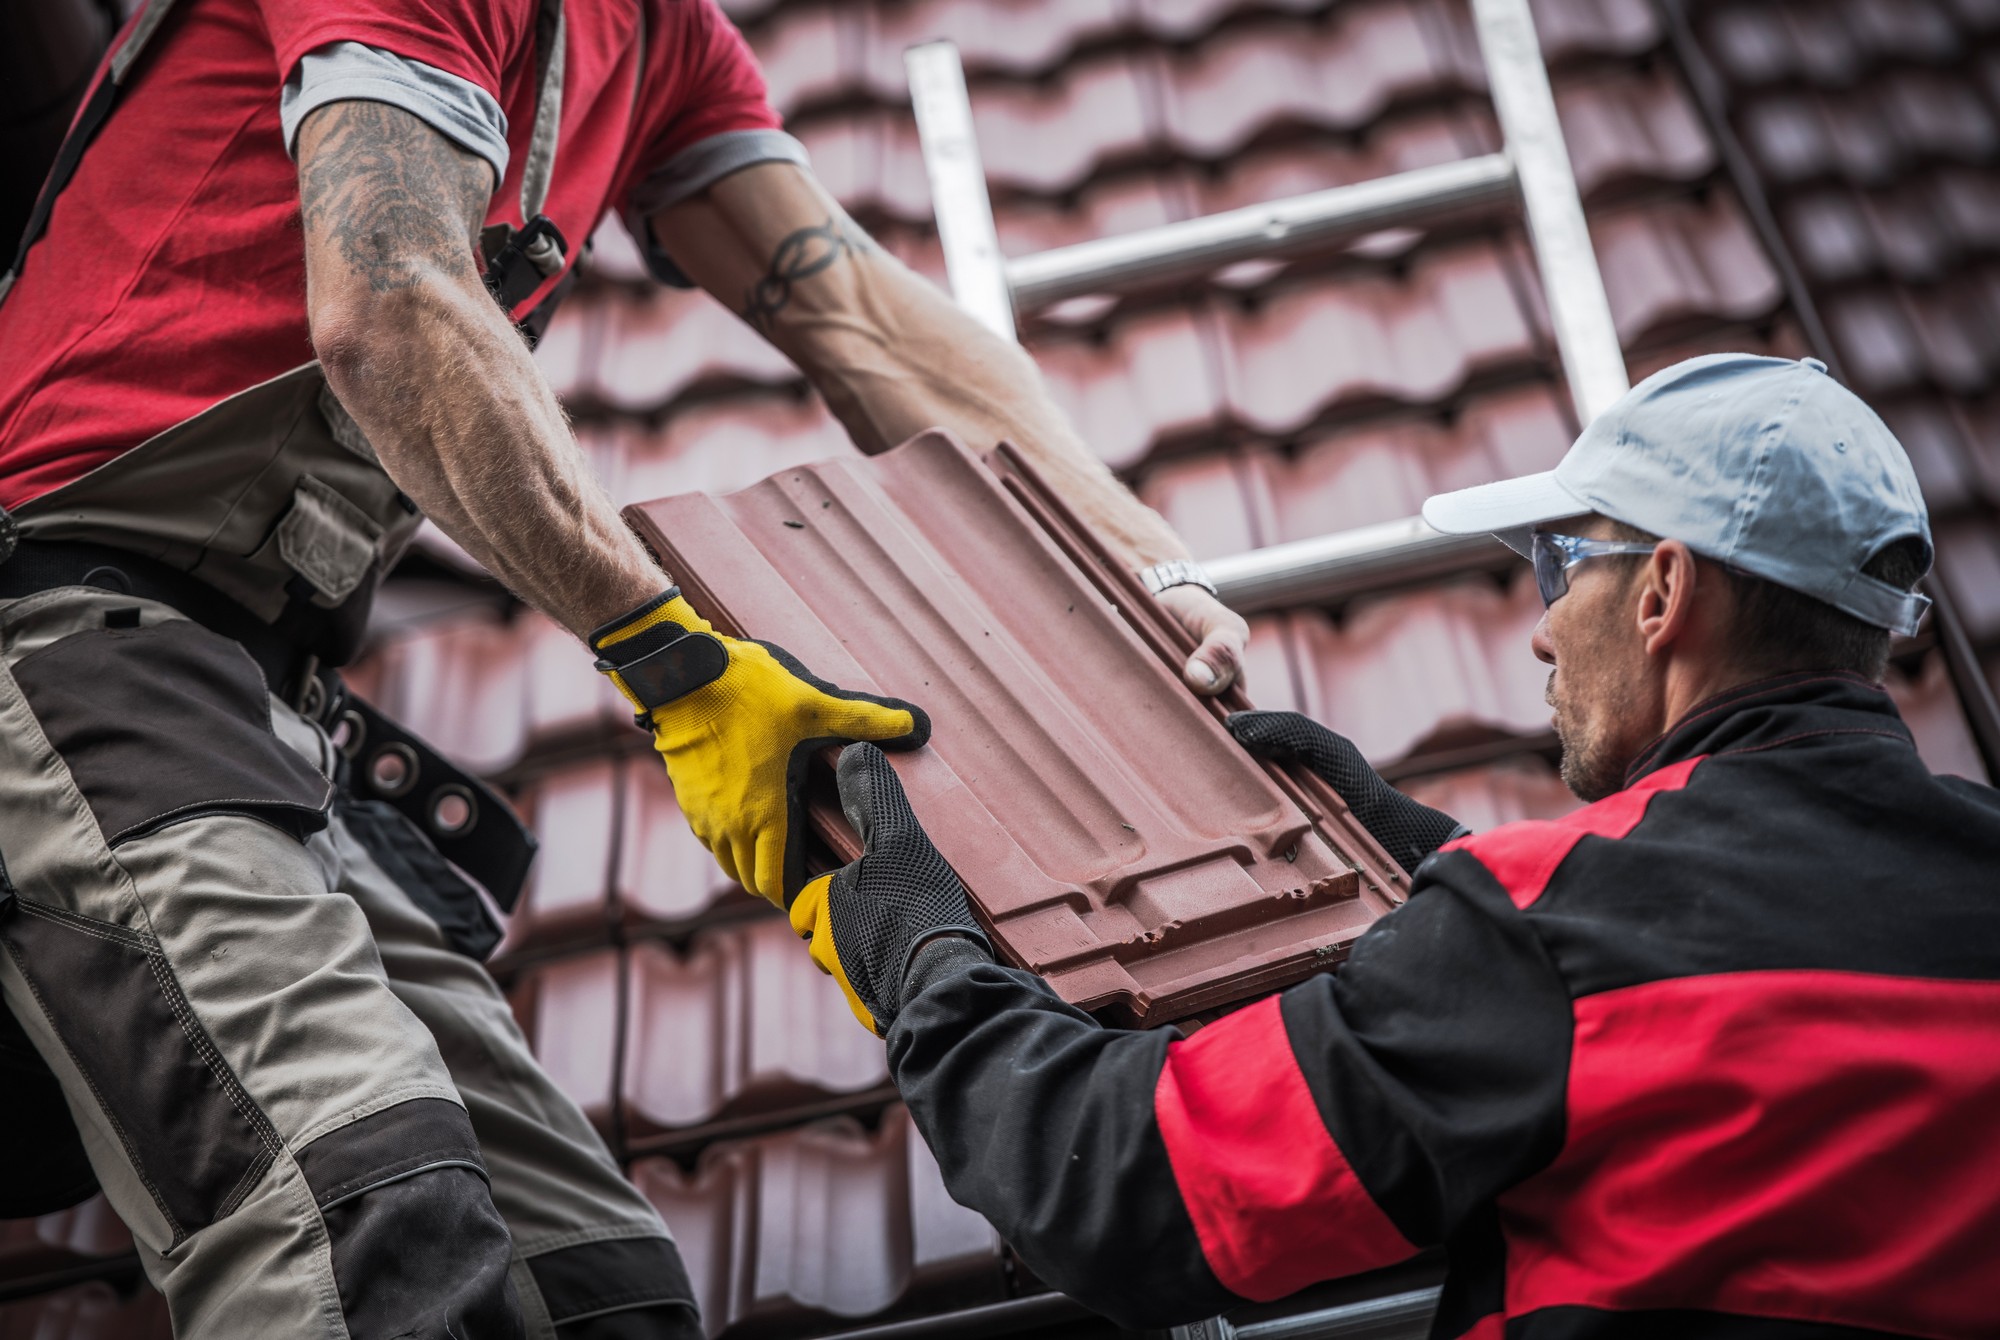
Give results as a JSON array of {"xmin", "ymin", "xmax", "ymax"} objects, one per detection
[{"xmin": 1531, "ymin": 532, "xmax": 1660, "ymax": 606}]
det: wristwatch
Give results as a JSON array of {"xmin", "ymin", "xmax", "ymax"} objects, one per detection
[{"xmin": 1136, "ymin": 559, "xmax": 1217, "ymax": 597}]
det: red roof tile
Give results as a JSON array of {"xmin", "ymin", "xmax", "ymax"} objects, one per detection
[
  {"xmin": 1031, "ymin": 306, "xmax": 1224, "ymax": 469},
  {"xmin": 1240, "ymin": 383, "xmax": 1574, "ymax": 542},
  {"xmin": 1283, "ymin": 573, "xmax": 1552, "ymax": 765},
  {"xmin": 1400, "ymin": 754, "xmax": 1580, "ymax": 831},
  {"xmin": 1935, "ymin": 518, "xmax": 2000, "ymax": 644},
  {"xmin": 1149, "ymin": 7, "xmax": 1462, "ymax": 162},
  {"xmin": 1135, "ymin": 452, "xmax": 1260, "ymax": 559},
  {"xmin": 859, "ymin": 0, "xmax": 1127, "ymax": 93},
  {"xmin": 1825, "ymin": 270, "xmax": 2000, "ymax": 397},
  {"xmin": 622, "ymin": 920, "xmax": 891, "ymax": 1137},
  {"xmin": 521, "ymin": 609, "xmax": 628, "ymax": 748},
  {"xmin": 1240, "ymin": 613, "xmax": 1305, "ymax": 711},
  {"xmin": 1879, "ymin": 398, "xmax": 1989, "ymax": 516},
  {"xmin": 1887, "ymin": 651, "xmax": 1992, "ymax": 782},
  {"xmin": 630, "ymin": 1106, "xmax": 1005, "ymax": 1337},
  {"xmin": 594, "ymin": 288, "xmax": 802, "ymax": 412},
  {"xmin": 1737, "ymin": 72, "xmax": 2000, "ymax": 189},
  {"xmin": 1780, "ymin": 171, "xmax": 2000, "ymax": 288},
  {"xmin": 1573, "ymin": 193, "xmax": 1784, "ymax": 347},
  {"xmin": 615, "ymin": 398, "xmax": 858, "ymax": 506},
  {"xmin": 500, "ymin": 760, "xmax": 619, "ymax": 960},
  {"xmin": 1210, "ymin": 241, "xmax": 1538, "ymax": 433},
  {"xmin": 1554, "ymin": 68, "xmax": 1717, "ymax": 198},
  {"xmin": 509, "ymin": 948, "xmax": 622, "ymax": 1135},
  {"xmin": 625, "ymin": 430, "xmax": 1406, "ymax": 1022},
  {"xmin": 617, "ymin": 761, "xmax": 751, "ymax": 931},
  {"xmin": 366, "ymin": 612, "xmax": 528, "ymax": 776},
  {"xmin": 971, "ymin": 53, "xmax": 1154, "ymax": 195}
]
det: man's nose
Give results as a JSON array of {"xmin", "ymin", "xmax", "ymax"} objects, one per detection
[{"xmin": 1531, "ymin": 610, "xmax": 1555, "ymax": 665}]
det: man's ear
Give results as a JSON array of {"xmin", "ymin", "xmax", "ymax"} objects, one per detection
[{"xmin": 1635, "ymin": 539, "xmax": 1703, "ymax": 656}]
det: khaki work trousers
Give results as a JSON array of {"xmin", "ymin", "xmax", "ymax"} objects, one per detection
[{"xmin": 0, "ymin": 587, "xmax": 698, "ymax": 1339}]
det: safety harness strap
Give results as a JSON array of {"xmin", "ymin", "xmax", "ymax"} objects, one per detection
[
  {"xmin": 0, "ymin": 0, "xmax": 568, "ymax": 312},
  {"xmin": 0, "ymin": 0, "xmax": 178, "ymax": 309}
]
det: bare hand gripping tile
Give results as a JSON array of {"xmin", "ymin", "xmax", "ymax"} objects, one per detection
[{"xmin": 623, "ymin": 430, "xmax": 1409, "ymax": 1026}]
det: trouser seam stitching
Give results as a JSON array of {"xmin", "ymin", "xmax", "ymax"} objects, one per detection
[
  {"xmin": 143, "ymin": 946, "xmax": 286, "ymax": 1160},
  {"xmin": 1, "ymin": 935, "xmax": 187, "ymax": 1243},
  {"xmin": 9, "ymin": 898, "xmax": 150, "ymax": 947}
]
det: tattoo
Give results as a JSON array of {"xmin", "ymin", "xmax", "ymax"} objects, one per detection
[
  {"xmin": 298, "ymin": 100, "xmax": 492, "ymax": 295},
  {"xmin": 743, "ymin": 214, "xmax": 875, "ymax": 332}
]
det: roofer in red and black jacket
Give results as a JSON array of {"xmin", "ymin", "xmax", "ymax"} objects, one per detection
[
  {"xmin": 790, "ymin": 353, "xmax": 2000, "ymax": 1339},
  {"xmin": 0, "ymin": 1, "xmax": 1249, "ymax": 1336}
]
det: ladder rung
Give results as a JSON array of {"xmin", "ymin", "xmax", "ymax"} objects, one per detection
[
  {"xmin": 1006, "ymin": 154, "xmax": 1518, "ymax": 312},
  {"xmin": 1207, "ymin": 518, "xmax": 1511, "ymax": 613}
]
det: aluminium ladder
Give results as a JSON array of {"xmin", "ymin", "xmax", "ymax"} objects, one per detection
[{"xmin": 903, "ymin": 0, "xmax": 1628, "ymax": 612}]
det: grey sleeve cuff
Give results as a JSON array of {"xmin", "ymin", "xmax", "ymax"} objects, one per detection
[
  {"xmin": 623, "ymin": 128, "xmax": 811, "ymax": 288},
  {"xmin": 281, "ymin": 41, "xmax": 511, "ymax": 185}
]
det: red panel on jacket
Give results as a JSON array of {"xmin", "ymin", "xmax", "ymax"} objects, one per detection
[{"xmin": 1501, "ymin": 969, "xmax": 2000, "ymax": 1335}]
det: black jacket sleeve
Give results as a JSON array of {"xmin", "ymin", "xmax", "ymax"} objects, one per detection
[{"xmin": 885, "ymin": 851, "xmax": 1573, "ymax": 1329}]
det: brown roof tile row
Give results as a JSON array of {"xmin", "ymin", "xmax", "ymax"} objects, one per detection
[
  {"xmin": 757, "ymin": 0, "xmax": 1668, "ymax": 209},
  {"xmin": 1699, "ymin": 0, "xmax": 1990, "ymax": 90},
  {"xmin": 555, "ymin": 203, "xmax": 1780, "ymax": 467},
  {"xmin": 508, "ymin": 916, "xmax": 890, "ymax": 1145},
  {"xmin": 746, "ymin": 0, "xmax": 1659, "ymax": 123},
  {"xmin": 632, "ymin": 1106, "xmax": 1006, "ymax": 1338}
]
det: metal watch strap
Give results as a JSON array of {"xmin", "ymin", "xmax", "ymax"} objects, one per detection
[{"xmin": 1136, "ymin": 559, "xmax": 1217, "ymax": 597}]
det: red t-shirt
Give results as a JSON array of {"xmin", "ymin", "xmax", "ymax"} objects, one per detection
[{"xmin": 0, "ymin": 0, "xmax": 780, "ymax": 510}]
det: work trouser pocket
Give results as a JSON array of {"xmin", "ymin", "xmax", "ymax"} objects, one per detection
[{"xmin": 0, "ymin": 896, "xmax": 282, "ymax": 1246}]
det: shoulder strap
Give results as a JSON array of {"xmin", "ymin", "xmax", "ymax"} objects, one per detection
[
  {"xmin": 521, "ymin": 0, "xmax": 565, "ymax": 224},
  {"xmin": 0, "ymin": 0, "xmax": 183, "ymax": 308},
  {"xmin": 0, "ymin": 0, "xmax": 568, "ymax": 311}
]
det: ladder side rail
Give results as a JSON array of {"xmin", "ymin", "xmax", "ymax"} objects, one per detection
[
  {"xmin": 1471, "ymin": 0, "xmax": 1629, "ymax": 423},
  {"xmin": 906, "ymin": 40, "xmax": 1016, "ymax": 341}
]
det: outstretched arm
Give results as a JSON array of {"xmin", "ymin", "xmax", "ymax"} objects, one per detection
[
  {"xmin": 649, "ymin": 162, "xmax": 1250, "ymax": 694},
  {"xmin": 297, "ymin": 99, "xmax": 665, "ymax": 638}
]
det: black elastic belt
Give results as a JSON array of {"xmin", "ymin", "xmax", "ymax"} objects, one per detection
[
  {"xmin": 0, "ymin": 539, "xmax": 535, "ymax": 914},
  {"xmin": 0, "ymin": 539, "xmax": 313, "ymax": 700}
]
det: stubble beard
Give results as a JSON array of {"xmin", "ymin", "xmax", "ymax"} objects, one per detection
[{"xmin": 1549, "ymin": 669, "xmax": 1629, "ymax": 803}]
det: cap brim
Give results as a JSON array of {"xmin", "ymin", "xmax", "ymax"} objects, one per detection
[{"xmin": 1421, "ymin": 471, "xmax": 1592, "ymax": 558}]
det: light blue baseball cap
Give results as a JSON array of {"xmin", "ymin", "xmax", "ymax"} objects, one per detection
[{"xmin": 1421, "ymin": 353, "xmax": 1933, "ymax": 636}]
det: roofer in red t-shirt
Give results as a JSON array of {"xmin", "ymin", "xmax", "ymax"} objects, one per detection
[
  {"xmin": 0, "ymin": 1, "xmax": 1251, "ymax": 1336},
  {"xmin": 790, "ymin": 354, "xmax": 2000, "ymax": 1339}
]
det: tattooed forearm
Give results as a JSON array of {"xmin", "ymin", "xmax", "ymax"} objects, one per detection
[
  {"xmin": 743, "ymin": 214, "xmax": 875, "ymax": 332},
  {"xmin": 297, "ymin": 100, "xmax": 492, "ymax": 295}
]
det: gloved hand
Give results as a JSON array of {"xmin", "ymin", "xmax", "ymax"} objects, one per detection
[
  {"xmin": 592, "ymin": 589, "xmax": 930, "ymax": 906},
  {"xmin": 788, "ymin": 743, "xmax": 990, "ymax": 1035},
  {"xmin": 1227, "ymin": 710, "xmax": 1467, "ymax": 872}
]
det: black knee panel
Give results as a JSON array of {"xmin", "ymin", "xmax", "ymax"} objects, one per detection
[
  {"xmin": 527, "ymin": 1237, "xmax": 701, "ymax": 1337},
  {"xmin": 299, "ymin": 1097, "xmax": 522, "ymax": 1340}
]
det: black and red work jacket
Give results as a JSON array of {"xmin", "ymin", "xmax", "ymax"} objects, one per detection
[{"xmin": 889, "ymin": 672, "xmax": 2000, "ymax": 1338}]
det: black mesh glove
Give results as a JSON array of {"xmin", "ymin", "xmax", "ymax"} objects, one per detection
[
  {"xmin": 1227, "ymin": 710, "xmax": 1468, "ymax": 871},
  {"xmin": 787, "ymin": 744, "xmax": 991, "ymax": 1035}
]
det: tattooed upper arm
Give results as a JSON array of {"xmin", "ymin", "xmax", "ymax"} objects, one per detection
[
  {"xmin": 297, "ymin": 100, "xmax": 492, "ymax": 296},
  {"xmin": 742, "ymin": 214, "xmax": 877, "ymax": 334}
]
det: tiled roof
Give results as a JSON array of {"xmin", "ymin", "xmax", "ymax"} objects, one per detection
[{"xmin": 7, "ymin": 0, "xmax": 1997, "ymax": 1331}]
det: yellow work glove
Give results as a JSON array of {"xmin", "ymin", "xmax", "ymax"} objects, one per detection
[
  {"xmin": 789, "ymin": 744, "xmax": 990, "ymax": 1035},
  {"xmin": 590, "ymin": 589, "xmax": 930, "ymax": 907}
]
